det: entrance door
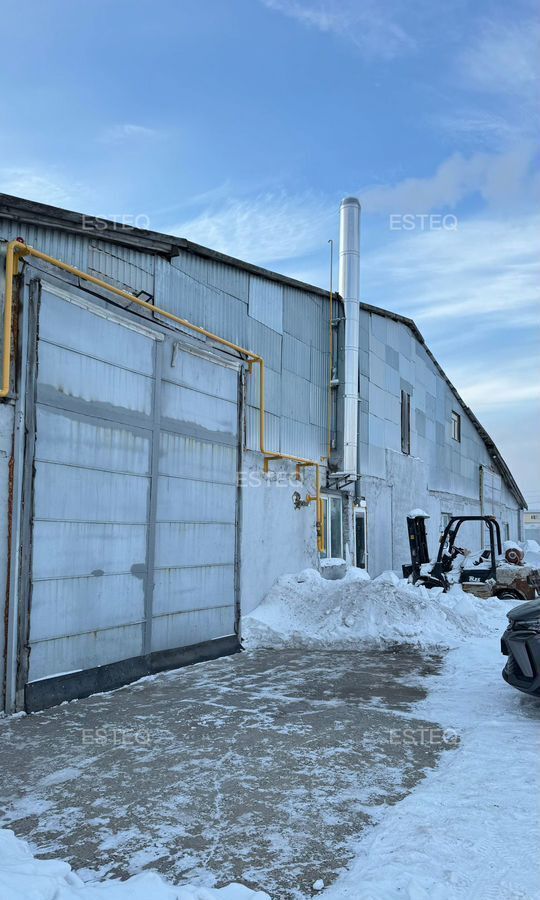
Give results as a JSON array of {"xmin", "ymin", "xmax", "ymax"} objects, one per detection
[{"xmin": 355, "ymin": 508, "xmax": 367, "ymax": 569}]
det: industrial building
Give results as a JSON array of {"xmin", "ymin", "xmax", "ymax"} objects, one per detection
[{"xmin": 0, "ymin": 193, "xmax": 526, "ymax": 712}]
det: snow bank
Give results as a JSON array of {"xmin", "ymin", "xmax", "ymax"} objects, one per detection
[
  {"xmin": 242, "ymin": 567, "xmax": 508, "ymax": 651},
  {"xmin": 0, "ymin": 828, "xmax": 269, "ymax": 900}
]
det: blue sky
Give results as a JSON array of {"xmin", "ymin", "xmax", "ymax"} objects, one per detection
[{"xmin": 1, "ymin": 0, "xmax": 538, "ymax": 503}]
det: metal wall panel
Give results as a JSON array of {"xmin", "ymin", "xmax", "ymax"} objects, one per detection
[
  {"xmin": 26, "ymin": 286, "xmax": 239, "ymax": 683},
  {"xmin": 161, "ymin": 380, "xmax": 238, "ymax": 441},
  {"xmin": 248, "ymin": 275, "xmax": 283, "ymax": 333},
  {"xmin": 0, "ymin": 219, "xmax": 89, "ymax": 270},
  {"xmin": 151, "ymin": 607, "xmax": 233, "ymax": 654},
  {"xmin": 172, "ymin": 250, "xmax": 250, "ymax": 304},
  {"xmin": 38, "ymin": 341, "xmax": 154, "ymax": 415},
  {"xmin": 152, "ymin": 345, "xmax": 238, "ymax": 653},
  {"xmin": 89, "ymin": 240, "xmax": 155, "ymax": 295}
]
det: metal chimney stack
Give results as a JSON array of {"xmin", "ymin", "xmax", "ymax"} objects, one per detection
[{"xmin": 339, "ymin": 196, "xmax": 361, "ymax": 476}]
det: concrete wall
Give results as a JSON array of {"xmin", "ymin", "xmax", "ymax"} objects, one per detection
[
  {"xmin": 240, "ymin": 454, "xmax": 319, "ymax": 616},
  {"xmin": 358, "ymin": 309, "xmax": 523, "ymax": 575}
]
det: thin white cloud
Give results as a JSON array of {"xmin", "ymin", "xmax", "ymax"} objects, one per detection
[
  {"xmin": 442, "ymin": 12, "xmax": 540, "ymax": 146},
  {"xmin": 261, "ymin": 0, "xmax": 415, "ymax": 60},
  {"xmin": 99, "ymin": 123, "xmax": 161, "ymax": 144},
  {"xmin": 362, "ymin": 213, "xmax": 540, "ymax": 325},
  {"xmin": 0, "ymin": 167, "xmax": 80, "ymax": 207},
  {"xmin": 359, "ymin": 143, "xmax": 539, "ymax": 215},
  {"xmin": 169, "ymin": 191, "xmax": 334, "ymax": 265},
  {"xmin": 458, "ymin": 16, "xmax": 540, "ymax": 99}
]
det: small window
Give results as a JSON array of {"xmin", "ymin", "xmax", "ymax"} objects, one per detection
[
  {"xmin": 401, "ymin": 390, "xmax": 411, "ymax": 454},
  {"xmin": 320, "ymin": 495, "xmax": 343, "ymax": 559},
  {"xmin": 355, "ymin": 509, "xmax": 367, "ymax": 569},
  {"xmin": 504, "ymin": 523, "xmax": 510, "ymax": 541},
  {"xmin": 441, "ymin": 512, "xmax": 452, "ymax": 533},
  {"xmin": 452, "ymin": 411, "xmax": 461, "ymax": 442}
]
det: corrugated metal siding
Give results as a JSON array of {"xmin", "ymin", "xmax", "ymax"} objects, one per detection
[
  {"xmin": 248, "ymin": 275, "xmax": 283, "ymax": 333},
  {"xmin": 2, "ymin": 220, "xmax": 331, "ymax": 463},
  {"xmin": 29, "ymin": 290, "xmax": 155, "ymax": 680},
  {"xmin": 172, "ymin": 249, "xmax": 250, "ymax": 304},
  {"xmin": 0, "ymin": 219, "xmax": 89, "ymax": 270},
  {"xmin": 27, "ymin": 286, "xmax": 239, "ymax": 682},
  {"xmin": 88, "ymin": 240, "xmax": 155, "ymax": 295}
]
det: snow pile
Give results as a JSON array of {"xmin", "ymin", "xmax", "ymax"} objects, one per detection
[
  {"xmin": 242, "ymin": 567, "xmax": 508, "ymax": 651},
  {"xmin": 519, "ymin": 538, "xmax": 540, "ymax": 568},
  {"xmin": 0, "ymin": 828, "xmax": 269, "ymax": 900}
]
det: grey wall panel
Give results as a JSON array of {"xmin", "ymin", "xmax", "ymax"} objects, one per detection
[
  {"xmin": 0, "ymin": 220, "xmax": 89, "ymax": 270},
  {"xmin": 156, "ymin": 477, "xmax": 236, "ymax": 524},
  {"xmin": 245, "ymin": 407, "xmax": 280, "ymax": 453},
  {"xmin": 246, "ymin": 318, "xmax": 283, "ymax": 372},
  {"xmin": 38, "ymin": 343, "xmax": 154, "ymax": 416},
  {"xmin": 89, "ymin": 241, "xmax": 155, "ymax": 295},
  {"xmin": 162, "ymin": 346, "xmax": 238, "ymax": 402},
  {"xmin": 246, "ymin": 364, "xmax": 281, "ymax": 417},
  {"xmin": 29, "ymin": 624, "xmax": 144, "ymax": 683},
  {"xmin": 29, "ymin": 574, "xmax": 145, "ymax": 642},
  {"xmin": 249, "ymin": 275, "xmax": 283, "ymax": 333},
  {"xmin": 161, "ymin": 380, "xmax": 237, "ymax": 439},
  {"xmin": 32, "ymin": 522, "xmax": 148, "ymax": 580},
  {"xmin": 281, "ymin": 372, "xmax": 310, "ymax": 423},
  {"xmin": 39, "ymin": 290, "xmax": 156, "ymax": 375},
  {"xmin": 159, "ymin": 431, "xmax": 236, "ymax": 484},
  {"xmin": 34, "ymin": 462, "xmax": 150, "ymax": 524},
  {"xmin": 35, "ymin": 408, "xmax": 151, "ymax": 475},
  {"xmin": 153, "ymin": 565, "xmax": 235, "ymax": 616},
  {"xmin": 155, "ymin": 523, "xmax": 236, "ymax": 568},
  {"xmin": 155, "ymin": 256, "xmax": 208, "ymax": 324},
  {"xmin": 151, "ymin": 606, "xmax": 233, "ymax": 654},
  {"xmin": 282, "ymin": 333, "xmax": 311, "ymax": 380},
  {"xmin": 171, "ymin": 250, "xmax": 250, "ymax": 304}
]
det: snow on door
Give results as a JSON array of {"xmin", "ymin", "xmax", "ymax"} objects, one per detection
[{"xmin": 25, "ymin": 285, "xmax": 239, "ymax": 687}]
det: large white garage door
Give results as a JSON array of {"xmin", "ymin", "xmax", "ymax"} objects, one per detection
[{"xmin": 24, "ymin": 285, "xmax": 239, "ymax": 697}]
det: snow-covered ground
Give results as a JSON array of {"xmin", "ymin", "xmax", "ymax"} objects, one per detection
[
  {"xmin": 0, "ymin": 827, "xmax": 270, "ymax": 899},
  {"xmin": 2, "ymin": 567, "xmax": 539, "ymax": 899},
  {"xmin": 248, "ymin": 568, "xmax": 540, "ymax": 898},
  {"xmin": 321, "ymin": 634, "xmax": 540, "ymax": 900}
]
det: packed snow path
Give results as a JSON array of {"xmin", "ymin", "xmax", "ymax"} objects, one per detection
[{"xmin": 0, "ymin": 647, "xmax": 449, "ymax": 899}]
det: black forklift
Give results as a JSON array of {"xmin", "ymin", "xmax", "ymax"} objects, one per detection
[{"xmin": 403, "ymin": 512, "xmax": 539, "ymax": 600}]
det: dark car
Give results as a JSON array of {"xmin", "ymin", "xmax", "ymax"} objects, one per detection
[{"xmin": 501, "ymin": 598, "xmax": 540, "ymax": 697}]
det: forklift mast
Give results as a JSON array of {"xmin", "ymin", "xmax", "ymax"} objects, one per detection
[{"xmin": 403, "ymin": 514, "xmax": 430, "ymax": 581}]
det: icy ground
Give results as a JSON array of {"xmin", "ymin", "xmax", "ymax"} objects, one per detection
[
  {"xmin": 2, "ymin": 569, "xmax": 539, "ymax": 899},
  {"xmin": 321, "ymin": 634, "xmax": 540, "ymax": 899},
  {"xmin": 244, "ymin": 568, "xmax": 540, "ymax": 899}
]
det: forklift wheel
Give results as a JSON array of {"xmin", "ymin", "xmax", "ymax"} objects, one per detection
[{"xmin": 495, "ymin": 588, "xmax": 527, "ymax": 602}]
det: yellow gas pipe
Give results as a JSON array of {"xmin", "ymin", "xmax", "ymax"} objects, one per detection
[{"xmin": 1, "ymin": 239, "xmax": 325, "ymax": 551}]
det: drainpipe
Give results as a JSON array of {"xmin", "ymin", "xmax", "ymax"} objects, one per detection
[{"xmin": 339, "ymin": 196, "xmax": 360, "ymax": 477}]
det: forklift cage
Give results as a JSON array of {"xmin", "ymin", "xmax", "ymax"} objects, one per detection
[{"xmin": 432, "ymin": 515, "xmax": 502, "ymax": 583}]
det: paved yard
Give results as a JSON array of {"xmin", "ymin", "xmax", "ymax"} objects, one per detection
[{"xmin": 0, "ymin": 648, "xmax": 453, "ymax": 899}]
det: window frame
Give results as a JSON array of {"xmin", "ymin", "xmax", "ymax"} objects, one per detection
[
  {"xmin": 320, "ymin": 493, "xmax": 343, "ymax": 559},
  {"xmin": 401, "ymin": 389, "xmax": 411, "ymax": 455},
  {"xmin": 451, "ymin": 410, "xmax": 461, "ymax": 442},
  {"xmin": 355, "ymin": 507, "xmax": 368, "ymax": 569}
]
